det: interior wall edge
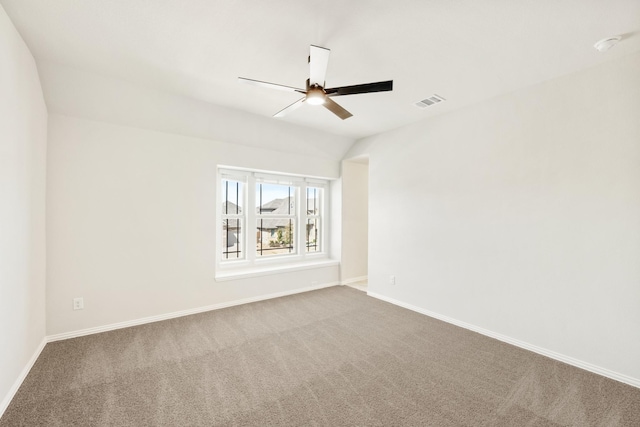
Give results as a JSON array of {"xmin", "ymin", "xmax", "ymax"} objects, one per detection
[
  {"xmin": 0, "ymin": 337, "xmax": 47, "ymax": 420},
  {"xmin": 36, "ymin": 60, "xmax": 356, "ymax": 162},
  {"xmin": 341, "ymin": 275, "xmax": 368, "ymax": 286}
]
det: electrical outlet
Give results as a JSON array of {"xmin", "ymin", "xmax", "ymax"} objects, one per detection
[
  {"xmin": 73, "ymin": 297, "xmax": 84, "ymax": 310},
  {"xmin": 389, "ymin": 275, "xmax": 396, "ymax": 285}
]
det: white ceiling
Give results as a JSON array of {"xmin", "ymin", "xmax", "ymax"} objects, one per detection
[{"xmin": 2, "ymin": 0, "xmax": 640, "ymax": 140}]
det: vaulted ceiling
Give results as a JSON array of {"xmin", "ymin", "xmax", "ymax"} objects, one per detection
[{"xmin": 2, "ymin": 0, "xmax": 639, "ymax": 139}]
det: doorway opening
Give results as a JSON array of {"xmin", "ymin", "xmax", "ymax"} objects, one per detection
[{"xmin": 341, "ymin": 157, "xmax": 369, "ymax": 292}]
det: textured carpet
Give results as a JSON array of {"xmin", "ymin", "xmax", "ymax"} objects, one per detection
[{"xmin": 1, "ymin": 286, "xmax": 639, "ymax": 426}]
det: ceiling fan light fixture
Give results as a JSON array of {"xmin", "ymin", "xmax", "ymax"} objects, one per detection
[{"xmin": 306, "ymin": 87, "xmax": 326, "ymax": 105}]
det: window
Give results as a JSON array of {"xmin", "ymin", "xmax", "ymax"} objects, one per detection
[
  {"xmin": 256, "ymin": 182, "xmax": 296, "ymax": 257},
  {"xmin": 221, "ymin": 177, "xmax": 245, "ymax": 260},
  {"xmin": 219, "ymin": 168, "xmax": 328, "ymax": 270},
  {"xmin": 305, "ymin": 186, "xmax": 322, "ymax": 253}
]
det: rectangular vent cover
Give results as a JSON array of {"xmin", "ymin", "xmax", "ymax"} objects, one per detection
[{"xmin": 415, "ymin": 94, "xmax": 446, "ymax": 108}]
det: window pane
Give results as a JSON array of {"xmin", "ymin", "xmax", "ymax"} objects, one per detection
[
  {"xmin": 222, "ymin": 219, "xmax": 243, "ymax": 259},
  {"xmin": 306, "ymin": 187, "xmax": 321, "ymax": 215},
  {"xmin": 256, "ymin": 183, "xmax": 295, "ymax": 215},
  {"xmin": 306, "ymin": 218, "xmax": 320, "ymax": 252},
  {"xmin": 222, "ymin": 179, "xmax": 243, "ymax": 214},
  {"xmin": 256, "ymin": 219, "xmax": 295, "ymax": 257}
]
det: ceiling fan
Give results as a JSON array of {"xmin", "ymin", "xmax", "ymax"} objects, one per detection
[{"xmin": 238, "ymin": 45, "xmax": 393, "ymax": 120}]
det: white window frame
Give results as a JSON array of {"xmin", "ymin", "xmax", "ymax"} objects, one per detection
[
  {"xmin": 217, "ymin": 167, "xmax": 331, "ymax": 278},
  {"xmin": 255, "ymin": 174, "xmax": 300, "ymax": 259},
  {"xmin": 220, "ymin": 171, "xmax": 247, "ymax": 261}
]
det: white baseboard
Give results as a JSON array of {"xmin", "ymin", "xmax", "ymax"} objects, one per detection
[
  {"xmin": 0, "ymin": 337, "xmax": 47, "ymax": 419},
  {"xmin": 48, "ymin": 281, "xmax": 340, "ymax": 342},
  {"xmin": 367, "ymin": 292, "xmax": 640, "ymax": 390},
  {"xmin": 341, "ymin": 275, "xmax": 368, "ymax": 286}
]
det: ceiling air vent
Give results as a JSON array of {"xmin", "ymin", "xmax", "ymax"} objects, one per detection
[{"xmin": 415, "ymin": 94, "xmax": 446, "ymax": 108}]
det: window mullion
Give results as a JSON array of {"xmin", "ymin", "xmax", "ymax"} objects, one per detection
[
  {"xmin": 299, "ymin": 183, "xmax": 307, "ymax": 257},
  {"xmin": 319, "ymin": 187, "xmax": 324, "ymax": 253},
  {"xmin": 291, "ymin": 185, "xmax": 297, "ymax": 255},
  {"xmin": 246, "ymin": 174, "xmax": 256, "ymax": 263}
]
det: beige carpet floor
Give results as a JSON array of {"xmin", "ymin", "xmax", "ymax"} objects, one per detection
[{"xmin": 1, "ymin": 286, "xmax": 639, "ymax": 426}]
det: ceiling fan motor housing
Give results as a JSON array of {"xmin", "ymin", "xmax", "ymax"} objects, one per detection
[{"xmin": 306, "ymin": 85, "xmax": 326, "ymax": 105}]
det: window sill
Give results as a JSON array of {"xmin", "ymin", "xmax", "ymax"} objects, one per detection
[{"xmin": 215, "ymin": 259, "xmax": 339, "ymax": 282}]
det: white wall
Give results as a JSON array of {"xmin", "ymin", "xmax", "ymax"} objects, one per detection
[
  {"xmin": 0, "ymin": 5, "xmax": 47, "ymax": 414},
  {"xmin": 341, "ymin": 160, "xmax": 368, "ymax": 282},
  {"xmin": 46, "ymin": 114, "xmax": 341, "ymax": 335},
  {"xmin": 348, "ymin": 52, "xmax": 640, "ymax": 383},
  {"xmin": 329, "ymin": 178, "xmax": 342, "ymax": 267}
]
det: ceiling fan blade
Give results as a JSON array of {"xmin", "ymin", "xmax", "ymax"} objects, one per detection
[
  {"xmin": 238, "ymin": 77, "xmax": 305, "ymax": 93},
  {"xmin": 309, "ymin": 45, "xmax": 330, "ymax": 86},
  {"xmin": 323, "ymin": 97, "xmax": 352, "ymax": 120},
  {"xmin": 274, "ymin": 97, "xmax": 306, "ymax": 118},
  {"xmin": 325, "ymin": 80, "xmax": 393, "ymax": 96}
]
